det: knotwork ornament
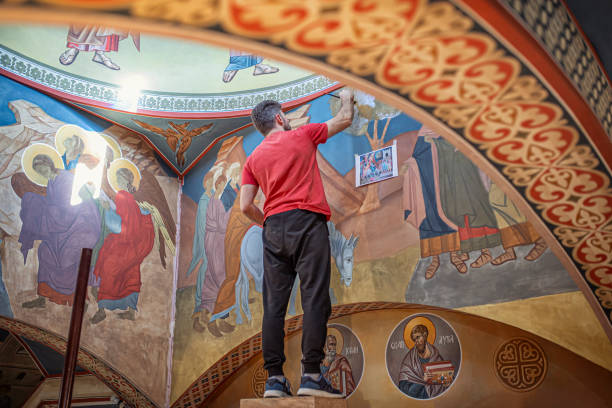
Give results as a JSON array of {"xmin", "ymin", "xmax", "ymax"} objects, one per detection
[
  {"xmin": 251, "ymin": 360, "xmax": 267, "ymax": 398},
  {"xmin": 494, "ymin": 337, "xmax": 547, "ymax": 392}
]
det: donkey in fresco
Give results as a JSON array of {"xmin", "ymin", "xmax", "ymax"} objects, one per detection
[{"xmin": 234, "ymin": 221, "xmax": 359, "ymax": 325}]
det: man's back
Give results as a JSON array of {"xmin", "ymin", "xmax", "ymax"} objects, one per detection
[{"xmin": 243, "ymin": 123, "xmax": 331, "ymax": 220}]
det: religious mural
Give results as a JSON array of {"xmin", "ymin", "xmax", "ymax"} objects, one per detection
[
  {"xmin": 0, "ymin": 75, "xmax": 177, "ymax": 406},
  {"xmin": 59, "ymin": 25, "xmax": 140, "ymax": 70},
  {"xmin": 386, "ymin": 314, "xmax": 461, "ymax": 400},
  {"xmin": 172, "ymin": 91, "xmax": 574, "ymax": 400},
  {"xmin": 320, "ymin": 324, "xmax": 364, "ymax": 398}
]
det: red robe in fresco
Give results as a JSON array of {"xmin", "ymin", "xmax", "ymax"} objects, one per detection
[{"xmin": 94, "ymin": 190, "xmax": 154, "ymax": 303}]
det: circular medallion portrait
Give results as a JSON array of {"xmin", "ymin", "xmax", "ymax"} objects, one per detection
[
  {"xmin": 386, "ymin": 314, "xmax": 461, "ymax": 400},
  {"xmin": 320, "ymin": 323, "xmax": 364, "ymax": 398}
]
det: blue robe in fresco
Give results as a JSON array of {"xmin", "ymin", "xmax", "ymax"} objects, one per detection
[{"xmin": 187, "ymin": 189, "xmax": 211, "ymax": 314}]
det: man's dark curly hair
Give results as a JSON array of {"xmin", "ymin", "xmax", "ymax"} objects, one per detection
[{"xmin": 251, "ymin": 100, "xmax": 282, "ymax": 136}]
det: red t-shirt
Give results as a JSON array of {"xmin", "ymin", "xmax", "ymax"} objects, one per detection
[{"xmin": 241, "ymin": 123, "xmax": 331, "ymax": 221}]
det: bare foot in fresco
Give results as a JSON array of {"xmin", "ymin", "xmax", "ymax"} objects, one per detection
[
  {"xmin": 218, "ymin": 319, "xmax": 235, "ymax": 334},
  {"xmin": 253, "ymin": 64, "xmax": 279, "ymax": 76},
  {"xmin": 92, "ymin": 51, "xmax": 120, "ymax": 70},
  {"xmin": 470, "ymin": 248, "xmax": 492, "ymax": 268},
  {"xmin": 450, "ymin": 251, "xmax": 467, "ymax": 274},
  {"xmin": 207, "ymin": 320, "xmax": 223, "ymax": 338},
  {"xmin": 223, "ymin": 70, "xmax": 238, "ymax": 83},
  {"xmin": 22, "ymin": 297, "xmax": 45, "ymax": 309},
  {"xmin": 425, "ymin": 255, "xmax": 440, "ymax": 280},
  {"xmin": 491, "ymin": 248, "xmax": 517, "ymax": 266},
  {"xmin": 118, "ymin": 309, "xmax": 135, "ymax": 320},
  {"xmin": 90, "ymin": 309, "xmax": 106, "ymax": 325},
  {"xmin": 525, "ymin": 238, "xmax": 547, "ymax": 261},
  {"xmin": 59, "ymin": 48, "xmax": 79, "ymax": 65},
  {"xmin": 459, "ymin": 252, "xmax": 469, "ymax": 261},
  {"xmin": 193, "ymin": 317, "xmax": 206, "ymax": 333}
]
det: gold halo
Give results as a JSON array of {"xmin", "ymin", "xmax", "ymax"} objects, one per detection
[
  {"xmin": 55, "ymin": 124, "xmax": 89, "ymax": 156},
  {"xmin": 100, "ymin": 133, "xmax": 122, "ymax": 161},
  {"xmin": 21, "ymin": 143, "xmax": 64, "ymax": 186},
  {"xmin": 107, "ymin": 158, "xmax": 141, "ymax": 192},
  {"xmin": 326, "ymin": 326, "xmax": 344, "ymax": 355},
  {"xmin": 403, "ymin": 316, "xmax": 436, "ymax": 349}
]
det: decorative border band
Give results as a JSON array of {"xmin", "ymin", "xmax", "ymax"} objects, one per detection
[{"xmin": 0, "ymin": 45, "xmax": 337, "ymax": 115}]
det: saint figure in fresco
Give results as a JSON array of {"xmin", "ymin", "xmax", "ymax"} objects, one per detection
[
  {"xmin": 17, "ymin": 147, "xmax": 101, "ymax": 308},
  {"xmin": 403, "ymin": 126, "xmax": 515, "ymax": 279},
  {"xmin": 433, "ymin": 136, "xmax": 501, "ymax": 268},
  {"xmin": 195, "ymin": 168, "xmax": 232, "ymax": 336},
  {"xmin": 210, "ymin": 162, "xmax": 253, "ymax": 335},
  {"xmin": 90, "ymin": 160, "xmax": 154, "ymax": 324},
  {"xmin": 222, "ymin": 50, "xmax": 279, "ymax": 83},
  {"xmin": 402, "ymin": 128, "xmax": 461, "ymax": 279},
  {"xmin": 189, "ymin": 175, "xmax": 214, "ymax": 332},
  {"xmin": 58, "ymin": 25, "xmax": 140, "ymax": 70},
  {"xmin": 59, "ymin": 134, "xmax": 85, "ymax": 170},
  {"xmin": 321, "ymin": 332, "xmax": 356, "ymax": 396},
  {"xmin": 398, "ymin": 322, "xmax": 451, "ymax": 399}
]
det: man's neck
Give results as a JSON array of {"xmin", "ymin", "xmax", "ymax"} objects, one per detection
[{"xmin": 265, "ymin": 125, "xmax": 288, "ymax": 137}]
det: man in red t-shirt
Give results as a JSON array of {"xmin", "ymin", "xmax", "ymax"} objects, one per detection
[{"xmin": 240, "ymin": 89, "xmax": 354, "ymax": 398}]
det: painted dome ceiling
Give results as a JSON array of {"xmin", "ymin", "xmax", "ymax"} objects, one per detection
[{"xmin": 0, "ymin": 23, "xmax": 337, "ymax": 174}]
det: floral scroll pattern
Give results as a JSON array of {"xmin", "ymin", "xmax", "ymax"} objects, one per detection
[
  {"xmin": 494, "ymin": 337, "xmax": 547, "ymax": 392},
  {"xmin": 0, "ymin": 317, "xmax": 155, "ymax": 408},
  {"xmin": 251, "ymin": 361, "xmax": 267, "ymax": 398}
]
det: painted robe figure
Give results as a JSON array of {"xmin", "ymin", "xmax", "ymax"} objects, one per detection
[
  {"xmin": 91, "ymin": 168, "xmax": 154, "ymax": 323},
  {"xmin": 433, "ymin": 137, "xmax": 501, "ymax": 266},
  {"xmin": 321, "ymin": 334, "xmax": 356, "ymax": 396},
  {"xmin": 189, "ymin": 176, "xmax": 213, "ymax": 332},
  {"xmin": 398, "ymin": 324, "xmax": 450, "ymax": 399},
  {"xmin": 197, "ymin": 172, "xmax": 231, "ymax": 334},
  {"xmin": 222, "ymin": 50, "xmax": 279, "ymax": 83},
  {"xmin": 402, "ymin": 128, "xmax": 459, "ymax": 279},
  {"xmin": 19, "ymin": 154, "xmax": 101, "ymax": 307},
  {"xmin": 59, "ymin": 25, "xmax": 140, "ymax": 70}
]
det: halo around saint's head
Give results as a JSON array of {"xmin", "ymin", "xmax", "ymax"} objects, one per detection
[
  {"xmin": 326, "ymin": 326, "xmax": 344, "ymax": 354},
  {"xmin": 100, "ymin": 133, "xmax": 122, "ymax": 161},
  {"xmin": 21, "ymin": 143, "xmax": 64, "ymax": 186},
  {"xmin": 55, "ymin": 124, "xmax": 90, "ymax": 156},
  {"xmin": 108, "ymin": 158, "xmax": 141, "ymax": 192},
  {"xmin": 403, "ymin": 316, "xmax": 436, "ymax": 349}
]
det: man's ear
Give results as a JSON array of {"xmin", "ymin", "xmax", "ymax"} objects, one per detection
[{"xmin": 275, "ymin": 113, "xmax": 284, "ymax": 125}]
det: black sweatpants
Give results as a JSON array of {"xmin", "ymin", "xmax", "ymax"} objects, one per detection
[{"xmin": 261, "ymin": 209, "xmax": 331, "ymax": 376}]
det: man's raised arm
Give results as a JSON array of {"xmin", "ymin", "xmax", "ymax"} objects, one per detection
[
  {"xmin": 240, "ymin": 184, "xmax": 264, "ymax": 225},
  {"xmin": 325, "ymin": 89, "xmax": 354, "ymax": 138}
]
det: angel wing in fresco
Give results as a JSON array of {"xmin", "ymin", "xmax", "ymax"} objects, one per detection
[
  {"xmin": 133, "ymin": 120, "xmax": 213, "ymax": 167},
  {"xmin": 132, "ymin": 171, "xmax": 177, "ymax": 269},
  {"xmin": 133, "ymin": 119, "xmax": 180, "ymax": 153},
  {"xmin": 169, "ymin": 122, "xmax": 213, "ymax": 168},
  {"xmin": 11, "ymin": 172, "xmax": 46, "ymax": 198}
]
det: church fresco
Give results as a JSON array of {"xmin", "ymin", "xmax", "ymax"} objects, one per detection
[
  {"xmin": 321, "ymin": 323, "xmax": 364, "ymax": 398},
  {"xmin": 0, "ymin": 23, "xmax": 325, "ymax": 105},
  {"xmin": 172, "ymin": 91, "xmax": 575, "ymax": 401},
  {"xmin": 0, "ymin": 74, "xmax": 177, "ymax": 406},
  {"xmin": 386, "ymin": 314, "xmax": 461, "ymax": 400}
]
